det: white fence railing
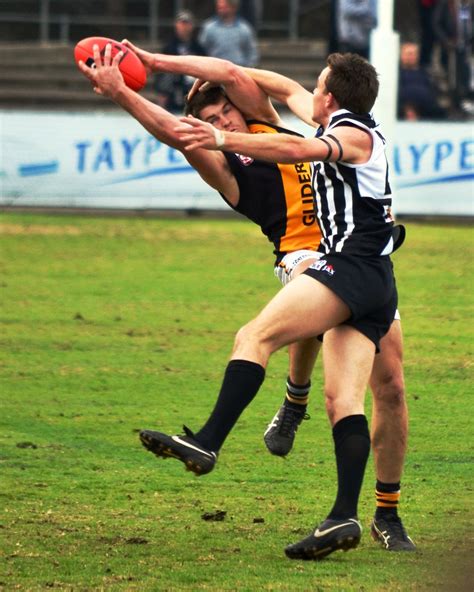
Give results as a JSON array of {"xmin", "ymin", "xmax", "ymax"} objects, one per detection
[{"xmin": 0, "ymin": 0, "xmax": 328, "ymax": 44}]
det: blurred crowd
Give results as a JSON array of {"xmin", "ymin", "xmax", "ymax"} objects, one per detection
[
  {"xmin": 154, "ymin": 0, "xmax": 259, "ymax": 113},
  {"xmin": 155, "ymin": 0, "xmax": 473, "ymax": 120},
  {"xmin": 398, "ymin": 0, "xmax": 473, "ymax": 120}
]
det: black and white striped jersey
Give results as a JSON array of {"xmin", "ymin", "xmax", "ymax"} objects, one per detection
[{"xmin": 313, "ymin": 109, "xmax": 396, "ymax": 257}]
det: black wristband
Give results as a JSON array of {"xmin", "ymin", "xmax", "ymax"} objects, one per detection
[
  {"xmin": 326, "ymin": 134, "xmax": 344, "ymax": 160},
  {"xmin": 319, "ymin": 137, "xmax": 333, "ymax": 161}
]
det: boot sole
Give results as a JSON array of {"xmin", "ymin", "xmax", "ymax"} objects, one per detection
[
  {"xmin": 139, "ymin": 432, "xmax": 209, "ymax": 476},
  {"xmin": 285, "ymin": 535, "xmax": 360, "ymax": 560}
]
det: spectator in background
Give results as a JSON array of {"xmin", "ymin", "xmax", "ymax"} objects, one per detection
[
  {"xmin": 328, "ymin": 0, "xmax": 339, "ymax": 54},
  {"xmin": 397, "ymin": 41, "xmax": 447, "ymax": 120},
  {"xmin": 336, "ymin": 0, "xmax": 377, "ymax": 59},
  {"xmin": 154, "ymin": 11, "xmax": 206, "ymax": 112},
  {"xmin": 432, "ymin": 0, "xmax": 473, "ymax": 114},
  {"xmin": 199, "ymin": 0, "xmax": 259, "ymax": 66},
  {"xmin": 417, "ymin": 0, "xmax": 437, "ymax": 69},
  {"xmin": 239, "ymin": 0, "xmax": 263, "ymax": 31}
]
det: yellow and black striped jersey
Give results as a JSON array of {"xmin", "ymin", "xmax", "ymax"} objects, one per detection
[{"xmin": 220, "ymin": 120, "xmax": 321, "ymax": 264}]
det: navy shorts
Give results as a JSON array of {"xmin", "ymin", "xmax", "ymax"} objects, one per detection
[{"xmin": 303, "ymin": 253, "xmax": 398, "ymax": 351}]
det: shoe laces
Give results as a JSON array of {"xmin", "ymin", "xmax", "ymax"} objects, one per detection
[
  {"xmin": 378, "ymin": 514, "xmax": 409, "ymax": 541},
  {"xmin": 278, "ymin": 406, "xmax": 310, "ymax": 437}
]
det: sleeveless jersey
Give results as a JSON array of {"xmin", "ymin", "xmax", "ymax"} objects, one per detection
[
  {"xmin": 313, "ymin": 109, "xmax": 396, "ymax": 257},
  {"xmin": 220, "ymin": 121, "xmax": 321, "ymax": 263}
]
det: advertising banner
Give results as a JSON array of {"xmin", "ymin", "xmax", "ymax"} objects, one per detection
[{"xmin": 1, "ymin": 111, "xmax": 472, "ymax": 216}]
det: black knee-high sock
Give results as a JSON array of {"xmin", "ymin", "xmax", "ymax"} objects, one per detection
[
  {"xmin": 328, "ymin": 414, "xmax": 371, "ymax": 520},
  {"xmin": 194, "ymin": 360, "xmax": 265, "ymax": 452}
]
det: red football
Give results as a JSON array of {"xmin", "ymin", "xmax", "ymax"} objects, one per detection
[{"xmin": 74, "ymin": 36, "xmax": 147, "ymax": 92}]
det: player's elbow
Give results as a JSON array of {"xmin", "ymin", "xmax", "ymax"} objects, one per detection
[{"xmin": 219, "ymin": 61, "xmax": 241, "ymax": 85}]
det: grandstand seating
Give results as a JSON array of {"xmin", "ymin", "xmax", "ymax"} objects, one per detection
[{"xmin": 0, "ymin": 40, "xmax": 325, "ymax": 109}]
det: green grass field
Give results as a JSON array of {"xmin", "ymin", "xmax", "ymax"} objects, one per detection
[{"xmin": 1, "ymin": 212, "xmax": 472, "ymax": 591}]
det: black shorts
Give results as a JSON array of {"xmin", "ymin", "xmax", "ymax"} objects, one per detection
[{"xmin": 303, "ymin": 253, "xmax": 397, "ymax": 351}]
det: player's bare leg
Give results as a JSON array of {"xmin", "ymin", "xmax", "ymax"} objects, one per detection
[
  {"xmin": 140, "ymin": 274, "xmax": 351, "ymax": 473},
  {"xmin": 230, "ymin": 274, "xmax": 349, "ymax": 365},
  {"xmin": 288, "ymin": 338, "xmax": 321, "ymax": 386},
  {"xmin": 264, "ymin": 338, "xmax": 321, "ymax": 456},
  {"xmin": 265, "ymin": 256, "xmax": 322, "ymax": 456},
  {"xmin": 369, "ymin": 320, "xmax": 416, "ymax": 550},
  {"xmin": 371, "ymin": 321, "xmax": 407, "ymax": 483},
  {"xmin": 285, "ymin": 325, "xmax": 375, "ymax": 560}
]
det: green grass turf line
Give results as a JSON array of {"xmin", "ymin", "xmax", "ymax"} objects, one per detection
[{"xmin": 0, "ymin": 213, "xmax": 472, "ymax": 591}]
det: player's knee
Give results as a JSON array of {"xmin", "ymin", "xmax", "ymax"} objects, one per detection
[
  {"xmin": 233, "ymin": 324, "xmax": 249, "ymax": 351},
  {"xmin": 234, "ymin": 324, "xmax": 248, "ymax": 347},
  {"xmin": 324, "ymin": 386, "xmax": 339, "ymax": 424},
  {"xmin": 232, "ymin": 320, "xmax": 280, "ymax": 362},
  {"xmin": 372, "ymin": 372, "xmax": 406, "ymax": 410},
  {"xmin": 233, "ymin": 321, "xmax": 261, "ymax": 351}
]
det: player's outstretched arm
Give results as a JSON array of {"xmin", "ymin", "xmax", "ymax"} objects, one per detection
[
  {"xmin": 244, "ymin": 68, "xmax": 315, "ymax": 127},
  {"xmin": 175, "ymin": 116, "xmax": 372, "ymax": 165},
  {"xmin": 175, "ymin": 116, "xmax": 316, "ymax": 162},
  {"xmin": 77, "ymin": 43, "xmax": 239, "ymax": 202},
  {"xmin": 122, "ymin": 39, "xmax": 278, "ymax": 123}
]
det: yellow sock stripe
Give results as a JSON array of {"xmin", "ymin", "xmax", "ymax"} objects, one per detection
[
  {"xmin": 376, "ymin": 489, "xmax": 400, "ymax": 508},
  {"xmin": 376, "ymin": 491, "xmax": 400, "ymax": 500},
  {"xmin": 286, "ymin": 393, "xmax": 309, "ymax": 405}
]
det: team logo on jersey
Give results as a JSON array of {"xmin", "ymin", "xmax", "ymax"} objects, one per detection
[
  {"xmin": 310, "ymin": 259, "xmax": 335, "ymax": 276},
  {"xmin": 236, "ymin": 153, "xmax": 254, "ymax": 166}
]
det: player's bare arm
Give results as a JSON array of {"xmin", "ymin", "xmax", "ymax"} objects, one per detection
[
  {"xmin": 122, "ymin": 39, "xmax": 278, "ymax": 123},
  {"xmin": 78, "ymin": 43, "xmax": 239, "ymax": 203},
  {"xmin": 175, "ymin": 116, "xmax": 373, "ymax": 165},
  {"xmin": 244, "ymin": 68, "xmax": 315, "ymax": 127}
]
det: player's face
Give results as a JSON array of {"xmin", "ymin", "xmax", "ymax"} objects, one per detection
[
  {"xmin": 312, "ymin": 66, "xmax": 330, "ymax": 124},
  {"xmin": 199, "ymin": 98, "xmax": 249, "ymax": 133}
]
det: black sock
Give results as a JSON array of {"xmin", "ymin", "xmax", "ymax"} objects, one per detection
[
  {"xmin": 194, "ymin": 360, "xmax": 265, "ymax": 452},
  {"xmin": 285, "ymin": 376, "xmax": 310, "ymax": 408},
  {"xmin": 328, "ymin": 414, "xmax": 371, "ymax": 520},
  {"xmin": 375, "ymin": 480, "xmax": 401, "ymax": 519}
]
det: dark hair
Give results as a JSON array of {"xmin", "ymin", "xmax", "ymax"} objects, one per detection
[
  {"xmin": 325, "ymin": 53, "xmax": 379, "ymax": 114},
  {"xmin": 220, "ymin": 0, "xmax": 240, "ymax": 8},
  {"xmin": 184, "ymin": 85, "xmax": 229, "ymax": 117}
]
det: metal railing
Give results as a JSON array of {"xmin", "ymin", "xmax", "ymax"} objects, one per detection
[{"xmin": 0, "ymin": 0, "xmax": 330, "ymax": 44}]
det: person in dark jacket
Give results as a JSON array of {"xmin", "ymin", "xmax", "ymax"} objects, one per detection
[
  {"xmin": 397, "ymin": 42, "xmax": 447, "ymax": 120},
  {"xmin": 417, "ymin": 0, "xmax": 437, "ymax": 68},
  {"xmin": 432, "ymin": 0, "xmax": 472, "ymax": 112},
  {"xmin": 154, "ymin": 11, "xmax": 206, "ymax": 112}
]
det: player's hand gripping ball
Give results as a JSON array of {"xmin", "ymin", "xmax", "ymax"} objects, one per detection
[{"xmin": 74, "ymin": 37, "xmax": 147, "ymax": 91}]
